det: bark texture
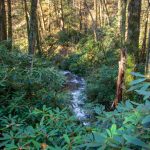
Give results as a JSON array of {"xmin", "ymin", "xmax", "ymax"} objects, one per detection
[
  {"xmin": 146, "ymin": 29, "xmax": 150, "ymax": 76},
  {"xmin": 127, "ymin": 0, "xmax": 141, "ymax": 60},
  {"xmin": 112, "ymin": 48, "xmax": 126, "ymax": 109},
  {"xmin": 125, "ymin": 0, "xmax": 141, "ymax": 85},
  {"xmin": 24, "ymin": 0, "xmax": 30, "ymax": 44},
  {"xmin": 7, "ymin": 0, "xmax": 12, "ymax": 49},
  {"xmin": 118, "ymin": 0, "xmax": 127, "ymax": 44},
  {"xmin": 28, "ymin": 0, "xmax": 38, "ymax": 55},
  {"xmin": 0, "ymin": 0, "xmax": 7, "ymax": 41}
]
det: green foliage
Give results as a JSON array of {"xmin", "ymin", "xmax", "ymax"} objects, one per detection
[
  {"xmin": 83, "ymin": 73, "xmax": 150, "ymax": 149},
  {"xmin": 0, "ymin": 106, "xmax": 86, "ymax": 149},
  {"xmin": 0, "ymin": 45, "xmax": 67, "ymax": 115},
  {"xmin": 56, "ymin": 28, "xmax": 120, "ymax": 107},
  {"xmin": 61, "ymin": 33, "xmax": 119, "ymax": 75},
  {"xmin": 81, "ymin": 100, "xmax": 150, "ymax": 149},
  {"xmin": 128, "ymin": 72, "xmax": 150, "ymax": 100},
  {"xmin": 1, "ymin": 100, "xmax": 150, "ymax": 149},
  {"xmin": 0, "ymin": 45, "xmax": 150, "ymax": 149},
  {"xmin": 0, "ymin": 50, "xmax": 150, "ymax": 150},
  {"xmin": 87, "ymin": 65, "xmax": 117, "ymax": 106},
  {"xmin": 57, "ymin": 29, "xmax": 83, "ymax": 45}
]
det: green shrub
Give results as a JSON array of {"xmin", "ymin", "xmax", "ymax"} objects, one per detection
[
  {"xmin": 0, "ymin": 106, "xmax": 86, "ymax": 149},
  {"xmin": 1, "ymin": 102, "xmax": 150, "ymax": 149},
  {"xmin": 86, "ymin": 65, "xmax": 118, "ymax": 107},
  {"xmin": 0, "ymin": 45, "xmax": 67, "ymax": 115},
  {"xmin": 127, "ymin": 72, "xmax": 150, "ymax": 101},
  {"xmin": 57, "ymin": 29, "xmax": 83, "ymax": 45},
  {"xmin": 81, "ymin": 75, "xmax": 150, "ymax": 149},
  {"xmin": 0, "ymin": 44, "xmax": 149, "ymax": 149},
  {"xmin": 60, "ymin": 32, "xmax": 119, "ymax": 107},
  {"xmin": 1, "ymin": 42, "xmax": 150, "ymax": 149},
  {"xmin": 82, "ymin": 100, "xmax": 150, "ymax": 150},
  {"xmin": 60, "ymin": 29, "xmax": 119, "ymax": 76}
]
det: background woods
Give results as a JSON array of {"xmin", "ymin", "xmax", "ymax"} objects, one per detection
[
  {"xmin": 1, "ymin": 0, "xmax": 150, "ymax": 67},
  {"xmin": 0, "ymin": 0, "xmax": 150, "ymax": 149}
]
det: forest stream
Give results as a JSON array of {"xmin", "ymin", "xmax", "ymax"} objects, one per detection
[{"xmin": 62, "ymin": 71, "xmax": 90, "ymax": 125}]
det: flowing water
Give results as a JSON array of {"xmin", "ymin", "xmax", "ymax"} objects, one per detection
[{"xmin": 62, "ymin": 71, "xmax": 90, "ymax": 125}]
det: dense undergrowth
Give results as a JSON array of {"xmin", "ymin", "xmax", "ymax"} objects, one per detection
[
  {"xmin": 0, "ymin": 44, "xmax": 68, "ymax": 114},
  {"xmin": 0, "ymin": 44, "xmax": 150, "ymax": 149},
  {"xmin": 49, "ymin": 27, "xmax": 120, "ymax": 105}
]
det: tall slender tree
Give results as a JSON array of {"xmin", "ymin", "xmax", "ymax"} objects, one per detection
[
  {"xmin": 23, "ymin": 0, "xmax": 30, "ymax": 44},
  {"xmin": 118, "ymin": 0, "xmax": 127, "ymax": 45},
  {"xmin": 28, "ymin": 0, "xmax": 38, "ymax": 55},
  {"xmin": 145, "ymin": 1, "xmax": 150, "ymax": 76},
  {"xmin": 37, "ymin": 1, "xmax": 46, "ymax": 33},
  {"xmin": 48, "ymin": 0, "xmax": 51, "ymax": 32},
  {"xmin": 146, "ymin": 28, "xmax": 150, "ymax": 76},
  {"xmin": 79, "ymin": 0, "xmax": 83, "ymax": 31},
  {"xmin": 94, "ymin": 0, "xmax": 97, "ymax": 28},
  {"xmin": 102, "ymin": 0, "xmax": 110, "ymax": 25},
  {"xmin": 99, "ymin": 0, "xmax": 103, "ymax": 27},
  {"xmin": 84, "ymin": 1, "xmax": 97, "ymax": 41},
  {"xmin": 126, "ymin": 0, "xmax": 141, "ymax": 84},
  {"xmin": 127, "ymin": 0, "xmax": 141, "ymax": 62},
  {"xmin": 0, "ymin": 0, "xmax": 7, "ymax": 42},
  {"xmin": 7, "ymin": 0, "xmax": 12, "ymax": 49},
  {"xmin": 60, "ymin": 0, "xmax": 65, "ymax": 31},
  {"xmin": 141, "ymin": 2, "xmax": 150, "ymax": 63}
]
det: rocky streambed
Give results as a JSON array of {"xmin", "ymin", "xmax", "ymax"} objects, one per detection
[{"xmin": 62, "ymin": 71, "xmax": 90, "ymax": 125}]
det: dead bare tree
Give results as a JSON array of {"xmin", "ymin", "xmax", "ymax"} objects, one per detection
[{"xmin": 111, "ymin": 48, "xmax": 127, "ymax": 109}]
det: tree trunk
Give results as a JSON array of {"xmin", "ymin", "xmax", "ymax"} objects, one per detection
[
  {"xmin": 112, "ymin": 48, "xmax": 126, "ymax": 109},
  {"xmin": 36, "ymin": 17, "xmax": 42, "ymax": 56},
  {"xmin": 28, "ymin": 0, "xmax": 38, "ymax": 55},
  {"xmin": 145, "ymin": 2, "xmax": 150, "ymax": 76},
  {"xmin": 118, "ymin": 0, "xmax": 127, "ymax": 45},
  {"xmin": 127, "ymin": 0, "xmax": 141, "ymax": 61},
  {"xmin": 103, "ymin": 0, "xmax": 110, "ymax": 25},
  {"xmin": 37, "ymin": 0, "xmax": 46, "ymax": 33},
  {"xmin": 53, "ymin": 1, "xmax": 59, "ymax": 28},
  {"xmin": 146, "ymin": 29, "xmax": 150, "ymax": 76},
  {"xmin": 0, "ymin": 0, "xmax": 7, "ymax": 41},
  {"xmin": 126, "ymin": 0, "xmax": 141, "ymax": 85},
  {"xmin": 23, "ymin": 0, "xmax": 30, "ymax": 45},
  {"xmin": 60, "ymin": 0, "xmax": 65, "ymax": 31},
  {"xmin": 83, "ymin": 0, "xmax": 88, "ymax": 34},
  {"xmin": 7, "ymin": 0, "xmax": 12, "ymax": 50},
  {"xmin": 79, "ymin": 0, "xmax": 82, "ymax": 31},
  {"xmin": 84, "ymin": 1, "xmax": 97, "ymax": 41},
  {"xmin": 48, "ymin": 0, "xmax": 51, "ymax": 32},
  {"xmin": 94, "ymin": 0, "xmax": 97, "ymax": 28},
  {"xmin": 99, "ymin": 0, "xmax": 103, "ymax": 27},
  {"xmin": 141, "ymin": 5, "xmax": 150, "ymax": 63}
]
